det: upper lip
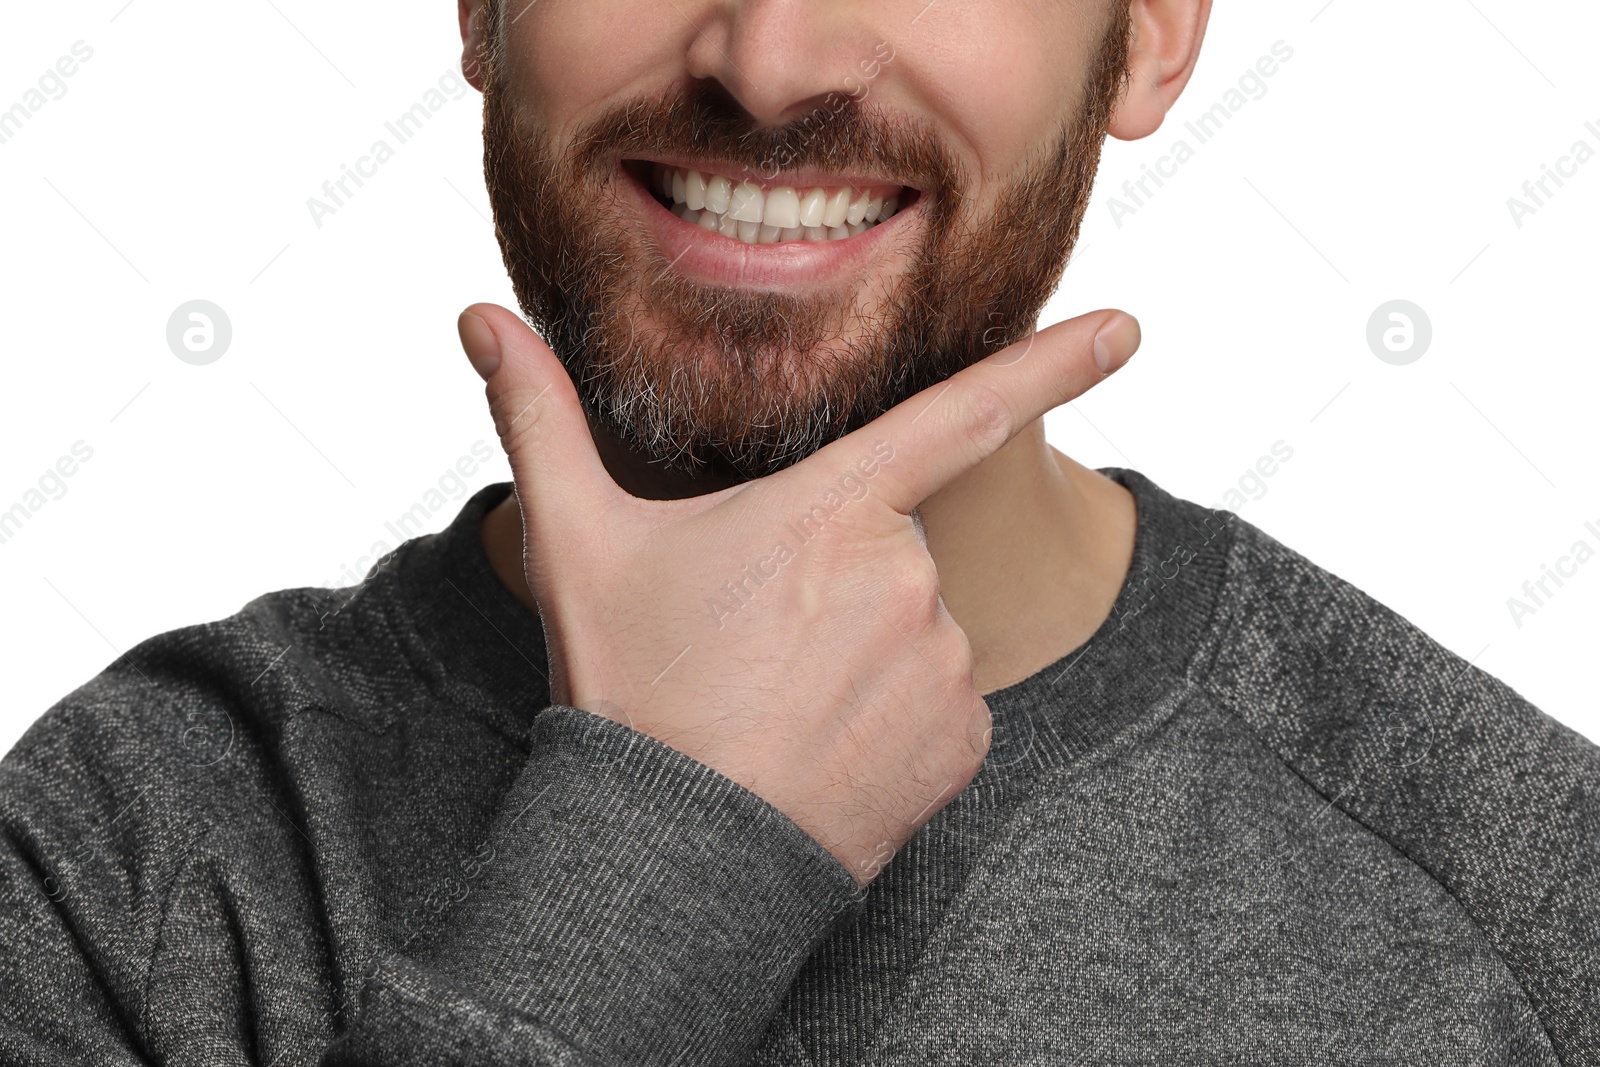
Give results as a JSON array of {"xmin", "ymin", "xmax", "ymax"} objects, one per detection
[{"xmin": 629, "ymin": 156, "xmax": 918, "ymax": 195}]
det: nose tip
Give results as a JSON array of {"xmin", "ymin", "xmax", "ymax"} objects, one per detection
[{"xmin": 683, "ymin": 2, "xmax": 862, "ymax": 129}]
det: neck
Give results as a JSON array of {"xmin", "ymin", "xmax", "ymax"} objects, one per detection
[{"xmin": 480, "ymin": 418, "xmax": 1136, "ymax": 696}]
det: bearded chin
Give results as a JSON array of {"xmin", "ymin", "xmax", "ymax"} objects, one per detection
[
  {"xmin": 478, "ymin": 9, "xmax": 1129, "ymax": 482},
  {"xmin": 494, "ymin": 148, "xmax": 918, "ymax": 480}
]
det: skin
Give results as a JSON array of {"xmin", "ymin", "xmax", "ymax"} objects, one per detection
[
  {"xmin": 466, "ymin": 0, "xmax": 1210, "ymax": 692},
  {"xmin": 455, "ymin": 0, "xmax": 1212, "ymax": 880}
]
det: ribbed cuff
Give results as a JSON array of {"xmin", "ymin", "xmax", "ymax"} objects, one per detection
[{"xmin": 409, "ymin": 705, "xmax": 866, "ymax": 1066}]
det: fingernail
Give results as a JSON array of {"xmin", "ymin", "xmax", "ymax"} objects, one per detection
[
  {"xmin": 458, "ymin": 310, "xmax": 502, "ymax": 380},
  {"xmin": 1092, "ymin": 313, "xmax": 1141, "ymax": 375}
]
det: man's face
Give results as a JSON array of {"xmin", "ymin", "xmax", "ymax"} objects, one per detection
[{"xmin": 476, "ymin": 1, "xmax": 1132, "ymax": 481}]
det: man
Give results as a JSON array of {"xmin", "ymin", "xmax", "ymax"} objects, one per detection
[{"xmin": 2, "ymin": 0, "xmax": 1595, "ymax": 1064}]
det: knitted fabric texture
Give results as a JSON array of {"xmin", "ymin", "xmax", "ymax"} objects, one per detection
[{"xmin": 1, "ymin": 469, "xmax": 1594, "ymax": 1066}]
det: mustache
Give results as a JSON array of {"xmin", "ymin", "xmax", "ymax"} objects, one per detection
[{"xmin": 554, "ymin": 77, "xmax": 967, "ymax": 202}]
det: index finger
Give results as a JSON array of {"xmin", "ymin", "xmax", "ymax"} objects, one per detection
[{"xmin": 801, "ymin": 310, "xmax": 1140, "ymax": 516}]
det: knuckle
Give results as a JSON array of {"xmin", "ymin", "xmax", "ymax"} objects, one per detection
[
  {"xmin": 952, "ymin": 381, "xmax": 1013, "ymax": 461},
  {"xmin": 939, "ymin": 622, "xmax": 976, "ymax": 679},
  {"xmin": 880, "ymin": 552, "xmax": 942, "ymax": 627},
  {"xmin": 491, "ymin": 383, "xmax": 557, "ymax": 454},
  {"xmin": 935, "ymin": 699, "xmax": 992, "ymax": 784},
  {"xmin": 967, "ymin": 699, "xmax": 994, "ymax": 757}
]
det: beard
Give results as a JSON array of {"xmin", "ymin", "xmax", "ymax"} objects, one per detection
[{"xmin": 478, "ymin": 6, "xmax": 1132, "ymax": 482}]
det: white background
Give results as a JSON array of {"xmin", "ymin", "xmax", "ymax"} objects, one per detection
[{"xmin": 1, "ymin": 0, "xmax": 1595, "ymax": 758}]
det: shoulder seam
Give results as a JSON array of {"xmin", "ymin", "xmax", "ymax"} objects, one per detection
[
  {"xmin": 1179, "ymin": 506, "xmax": 1246, "ymax": 692},
  {"xmin": 1210, "ymin": 692, "xmax": 1563, "ymax": 1062},
  {"xmin": 1188, "ymin": 522, "xmax": 1565, "ymax": 1063},
  {"xmin": 139, "ymin": 819, "xmax": 221, "ymax": 1043}
]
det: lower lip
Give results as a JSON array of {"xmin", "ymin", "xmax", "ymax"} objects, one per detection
[{"xmin": 619, "ymin": 161, "xmax": 919, "ymax": 292}]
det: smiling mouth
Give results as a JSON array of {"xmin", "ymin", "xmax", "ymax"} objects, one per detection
[{"xmin": 625, "ymin": 159, "xmax": 917, "ymax": 246}]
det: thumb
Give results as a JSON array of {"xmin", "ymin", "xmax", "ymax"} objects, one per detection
[{"xmin": 458, "ymin": 302, "xmax": 616, "ymax": 545}]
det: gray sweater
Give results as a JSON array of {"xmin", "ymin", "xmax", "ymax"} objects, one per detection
[{"xmin": 1, "ymin": 468, "xmax": 1594, "ymax": 1066}]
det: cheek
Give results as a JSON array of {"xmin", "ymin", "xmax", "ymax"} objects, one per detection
[
  {"xmin": 893, "ymin": 3, "xmax": 1091, "ymax": 180},
  {"xmin": 505, "ymin": 2, "xmax": 685, "ymax": 129}
]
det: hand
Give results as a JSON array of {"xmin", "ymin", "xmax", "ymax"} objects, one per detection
[{"xmin": 457, "ymin": 304, "xmax": 1140, "ymax": 887}]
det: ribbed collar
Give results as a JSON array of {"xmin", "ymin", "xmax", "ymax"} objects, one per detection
[{"xmin": 969, "ymin": 467, "xmax": 1233, "ymax": 791}]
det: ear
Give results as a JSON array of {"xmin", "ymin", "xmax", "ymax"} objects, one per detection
[
  {"xmin": 1107, "ymin": 0, "xmax": 1213, "ymax": 141},
  {"xmin": 459, "ymin": 0, "xmax": 489, "ymax": 92}
]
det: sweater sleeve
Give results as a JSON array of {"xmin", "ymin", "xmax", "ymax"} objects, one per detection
[
  {"xmin": 0, "ymin": 695, "xmax": 864, "ymax": 1067},
  {"xmin": 1202, "ymin": 527, "xmax": 1600, "ymax": 1062},
  {"xmin": 319, "ymin": 704, "xmax": 867, "ymax": 1067},
  {"xmin": 0, "ymin": 776, "xmax": 159, "ymax": 1065}
]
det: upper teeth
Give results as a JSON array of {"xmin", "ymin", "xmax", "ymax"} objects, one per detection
[{"xmin": 652, "ymin": 163, "xmax": 903, "ymax": 245}]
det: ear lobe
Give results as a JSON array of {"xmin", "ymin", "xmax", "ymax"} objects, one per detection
[
  {"xmin": 1107, "ymin": 49, "xmax": 1170, "ymax": 141},
  {"xmin": 1105, "ymin": 0, "xmax": 1214, "ymax": 142}
]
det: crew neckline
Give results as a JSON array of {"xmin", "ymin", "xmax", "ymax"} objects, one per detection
[
  {"xmin": 961, "ymin": 466, "xmax": 1231, "ymax": 790},
  {"xmin": 391, "ymin": 468, "xmax": 1234, "ymax": 772}
]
